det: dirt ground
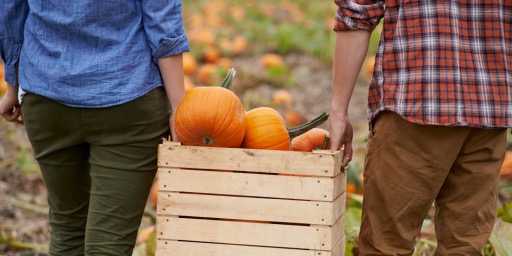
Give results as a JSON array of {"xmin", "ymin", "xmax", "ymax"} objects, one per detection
[{"xmin": 0, "ymin": 54, "xmax": 370, "ymax": 255}]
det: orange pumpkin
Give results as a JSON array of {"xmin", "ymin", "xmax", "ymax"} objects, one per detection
[
  {"xmin": 242, "ymin": 108, "xmax": 329, "ymax": 150},
  {"xmin": 260, "ymin": 53, "xmax": 284, "ymax": 69},
  {"xmin": 0, "ymin": 64, "xmax": 6, "ymax": 95},
  {"xmin": 291, "ymin": 128, "xmax": 330, "ymax": 152},
  {"xmin": 272, "ymin": 89, "xmax": 293, "ymax": 106},
  {"xmin": 198, "ymin": 63, "xmax": 222, "ymax": 85},
  {"xmin": 182, "ymin": 52, "xmax": 198, "ymax": 75},
  {"xmin": 202, "ymin": 45, "xmax": 221, "ymax": 64},
  {"xmin": 284, "ymin": 110, "xmax": 302, "ymax": 127},
  {"xmin": 242, "ymin": 107, "xmax": 290, "ymax": 150},
  {"xmin": 175, "ymin": 69, "xmax": 246, "ymax": 148},
  {"xmin": 501, "ymin": 151, "xmax": 512, "ymax": 179},
  {"xmin": 149, "ymin": 179, "xmax": 158, "ymax": 207}
]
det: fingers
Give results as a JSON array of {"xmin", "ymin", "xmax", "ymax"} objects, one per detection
[
  {"xmin": 1, "ymin": 106, "xmax": 22, "ymax": 123},
  {"xmin": 342, "ymin": 143, "xmax": 353, "ymax": 167}
]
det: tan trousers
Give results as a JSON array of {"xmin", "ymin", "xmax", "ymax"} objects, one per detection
[{"xmin": 357, "ymin": 111, "xmax": 507, "ymax": 256}]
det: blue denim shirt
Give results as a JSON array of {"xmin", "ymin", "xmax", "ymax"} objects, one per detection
[{"xmin": 0, "ymin": 0, "xmax": 190, "ymax": 108}]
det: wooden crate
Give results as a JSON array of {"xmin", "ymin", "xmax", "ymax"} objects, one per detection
[{"xmin": 156, "ymin": 141, "xmax": 347, "ymax": 256}]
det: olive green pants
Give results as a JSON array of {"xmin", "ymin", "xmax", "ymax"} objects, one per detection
[
  {"xmin": 21, "ymin": 87, "xmax": 170, "ymax": 256},
  {"xmin": 358, "ymin": 111, "xmax": 507, "ymax": 256}
]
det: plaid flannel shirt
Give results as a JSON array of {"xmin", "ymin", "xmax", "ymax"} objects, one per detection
[{"xmin": 334, "ymin": 0, "xmax": 512, "ymax": 128}]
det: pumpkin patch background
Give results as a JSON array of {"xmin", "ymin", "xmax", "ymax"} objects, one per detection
[{"xmin": 1, "ymin": 0, "xmax": 511, "ymax": 255}]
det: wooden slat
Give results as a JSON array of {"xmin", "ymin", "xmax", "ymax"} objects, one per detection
[
  {"xmin": 157, "ymin": 217, "xmax": 344, "ymax": 250},
  {"xmin": 155, "ymin": 240, "xmax": 339, "ymax": 256},
  {"xmin": 331, "ymin": 216, "xmax": 345, "ymax": 250},
  {"xmin": 157, "ymin": 142, "xmax": 343, "ymax": 177},
  {"xmin": 331, "ymin": 235, "xmax": 347, "ymax": 256},
  {"xmin": 157, "ymin": 192, "xmax": 345, "ymax": 225},
  {"xmin": 158, "ymin": 168, "xmax": 345, "ymax": 201}
]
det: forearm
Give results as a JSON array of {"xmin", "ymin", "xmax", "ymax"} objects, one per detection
[
  {"xmin": 158, "ymin": 54, "xmax": 185, "ymax": 113},
  {"xmin": 331, "ymin": 30, "xmax": 371, "ymax": 116}
]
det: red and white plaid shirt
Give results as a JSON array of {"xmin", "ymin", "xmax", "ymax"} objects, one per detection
[{"xmin": 334, "ymin": 0, "xmax": 512, "ymax": 128}]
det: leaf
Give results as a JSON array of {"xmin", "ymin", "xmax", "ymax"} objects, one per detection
[
  {"xmin": 146, "ymin": 229, "xmax": 156, "ymax": 256},
  {"xmin": 496, "ymin": 203, "xmax": 512, "ymax": 223},
  {"xmin": 345, "ymin": 206, "xmax": 362, "ymax": 241},
  {"xmin": 345, "ymin": 240, "xmax": 355, "ymax": 256},
  {"xmin": 489, "ymin": 220, "xmax": 512, "ymax": 256},
  {"xmin": 132, "ymin": 243, "xmax": 147, "ymax": 256}
]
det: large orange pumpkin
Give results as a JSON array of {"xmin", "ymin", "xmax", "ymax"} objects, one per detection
[
  {"xmin": 242, "ymin": 107, "xmax": 329, "ymax": 150},
  {"xmin": 175, "ymin": 69, "xmax": 246, "ymax": 148},
  {"xmin": 291, "ymin": 128, "xmax": 330, "ymax": 152}
]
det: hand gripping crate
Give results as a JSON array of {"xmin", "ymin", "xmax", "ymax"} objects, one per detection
[{"xmin": 155, "ymin": 141, "xmax": 346, "ymax": 256}]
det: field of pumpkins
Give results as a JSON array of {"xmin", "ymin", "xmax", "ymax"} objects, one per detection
[{"xmin": 1, "ymin": 0, "xmax": 512, "ymax": 255}]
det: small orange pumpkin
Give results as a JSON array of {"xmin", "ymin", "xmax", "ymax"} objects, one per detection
[
  {"xmin": 291, "ymin": 128, "xmax": 330, "ymax": 152},
  {"xmin": 242, "ymin": 107, "xmax": 290, "ymax": 150},
  {"xmin": 175, "ymin": 69, "xmax": 246, "ymax": 148},
  {"xmin": 242, "ymin": 108, "xmax": 329, "ymax": 150}
]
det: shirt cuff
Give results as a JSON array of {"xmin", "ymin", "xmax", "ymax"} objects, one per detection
[
  {"xmin": 333, "ymin": 0, "xmax": 384, "ymax": 32},
  {"xmin": 152, "ymin": 34, "xmax": 190, "ymax": 62},
  {"xmin": 3, "ymin": 43, "xmax": 22, "ymax": 85}
]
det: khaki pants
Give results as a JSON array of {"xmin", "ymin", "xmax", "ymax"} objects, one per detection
[
  {"xmin": 358, "ymin": 111, "xmax": 506, "ymax": 255},
  {"xmin": 21, "ymin": 87, "xmax": 170, "ymax": 256}
]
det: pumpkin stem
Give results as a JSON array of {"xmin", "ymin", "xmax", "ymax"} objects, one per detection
[
  {"xmin": 220, "ymin": 68, "xmax": 237, "ymax": 89},
  {"xmin": 202, "ymin": 136, "xmax": 214, "ymax": 145},
  {"xmin": 287, "ymin": 112, "xmax": 329, "ymax": 139},
  {"xmin": 321, "ymin": 135, "xmax": 330, "ymax": 149}
]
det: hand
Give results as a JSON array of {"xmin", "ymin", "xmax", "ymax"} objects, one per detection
[
  {"xmin": 169, "ymin": 112, "xmax": 179, "ymax": 142},
  {"xmin": 0, "ymin": 83, "xmax": 23, "ymax": 124},
  {"xmin": 329, "ymin": 112, "xmax": 353, "ymax": 167}
]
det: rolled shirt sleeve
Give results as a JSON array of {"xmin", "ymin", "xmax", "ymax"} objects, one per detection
[
  {"xmin": 141, "ymin": 0, "xmax": 190, "ymax": 62},
  {"xmin": 0, "ymin": 0, "xmax": 29, "ymax": 85},
  {"xmin": 333, "ymin": 0, "xmax": 385, "ymax": 31}
]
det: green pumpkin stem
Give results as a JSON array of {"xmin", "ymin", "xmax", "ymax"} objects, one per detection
[
  {"xmin": 220, "ymin": 68, "xmax": 236, "ymax": 89},
  {"xmin": 287, "ymin": 112, "xmax": 329, "ymax": 139},
  {"xmin": 321, "ymin": 135, "xmax": 330, "ymax": 149}
]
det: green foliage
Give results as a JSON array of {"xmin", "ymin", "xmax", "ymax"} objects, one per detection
[
  {"xmin": 344, "ymin": 194, "xmax": 364, "ymax": 249},
  {"xmin": 497, "ymin": 203, "xmax": 512, "ymax": 223},
  {"xmin": 489, "ymin": 221, "xmax": 512, "ymax": 256},
  {"xmin": 16, "ymin": 146, "xmax": 39, "ymax": 174}
]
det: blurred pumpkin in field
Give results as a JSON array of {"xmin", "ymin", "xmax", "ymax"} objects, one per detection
[
  {"xmin": 202, "ymin": 45, "xmax": 221, "ymax": 63},
  {"xmin": 272, "ymin": 89, "xmax": 293, "ymax": 106},
  {"xmin": 198, "ymin": 64, "xmax": 223, "ymax": 85},
  {"xmin": 0, "ymin": 64, "xmax": 6, "ymax": 95},
  {"xmin": 182, "ymin": 52, "xmax": 198, "ymax": 75},
  {"xmin": 231, "ymin": 35, "xmax": 249, "ymax": 55},
  {"xmin": 365, "ymin": 55, "xmax": 376, "ymax": 77},
  {"xmin": 261, "ymin": 53, "xmax": 284, "ymax": 69},
  {"xmin": 150, "ymin": 180, "xmax": 158, "ymax": 207},
  {"xmin": 501, "ymin": 151, "xmax": 512, "ymax": 179},
  {"xmin": 0, "ymin": 81, "xmax": 6, "ymax": 95},
  {"xmin": 187, "ymin": 28, "xmax": 216, "ymax": 45},
  {"xmin": 216, "ymin": 57, "xmax": 233, "ymax": 70},
  {"xmin": 284, "ymin": 110, "xmax": 302, "ymax": 127}
]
